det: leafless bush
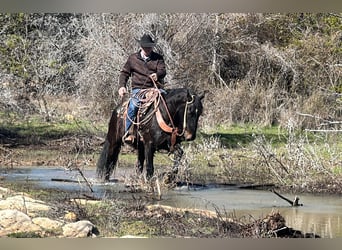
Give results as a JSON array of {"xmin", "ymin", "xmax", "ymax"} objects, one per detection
[
  {"xmin": 252, "ymin": 121, "xmax": 342, "ymax": 191},
  {"xmin": 1, "ymin": 13, "xmax": 341, "ymax": 128},
  {"xmin": 202, "ymin": 81, "xmax": 288, "ymax": 129},
  {"xmin": 74, "ymin": 13, "xmax": 215, "ymax": 118},
  {"xmin": 173, "ymin": 136, "xmax": 239, "ymax": 184}
]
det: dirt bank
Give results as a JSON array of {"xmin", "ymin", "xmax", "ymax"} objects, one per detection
[{"xmin": 0, "ymin": 182, "xmax": 320, "ymax": 238}]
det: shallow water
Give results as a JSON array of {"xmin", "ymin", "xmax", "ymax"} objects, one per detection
[
  {"xmin": 1, "ymin": 167, "xmax": 341, "ymax": 238},
  {"xmin": 162, "ymin": 187, "xmax": 342, "ymax": 238}
]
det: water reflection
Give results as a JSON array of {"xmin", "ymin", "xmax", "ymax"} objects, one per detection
[
  {"xmin": 162, "ymin": 188, "xmax": 342, "ymax": 238},
  {"xmin": 279, "ymin": 206, "xmax": 342, "ymax": 238}
]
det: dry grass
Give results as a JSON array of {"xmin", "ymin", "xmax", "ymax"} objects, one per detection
[{"xmin": 167, "ymin": 121, "xmax": 342, "ymax": 194}]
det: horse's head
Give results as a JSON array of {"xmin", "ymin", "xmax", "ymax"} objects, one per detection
[
  {"xmin": 163, "ymin": 88, "xmax": 204, "ymax": 142},
  {"xmin": 183, "ymin": 89, "xmax": 204, "ymax": 141}
]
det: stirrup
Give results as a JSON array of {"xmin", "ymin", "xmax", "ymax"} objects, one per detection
[
  {"xmin": 122, "ymin": 131, "xmax": 135, "ymax": 144},
  {"xmin": 124, "ymin": 135, "xmax": 135, "ymax": 143}
]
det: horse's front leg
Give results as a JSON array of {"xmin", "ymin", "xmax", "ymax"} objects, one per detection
[
  {"xmin": 172, "ymin": 144, "xmax": 183, "ymax": 175},
  {"xmin": 145, "ymin": 141, "xmax": 155, "ymax": 179},
  {"xmin": 163, "ymin": 144, "xmax": 183, "ymax": 184}
]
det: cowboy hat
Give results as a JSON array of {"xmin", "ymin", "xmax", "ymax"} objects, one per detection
[{"xmin": 137, "ymin": 34, "xmax": 156, "ymax": 47}]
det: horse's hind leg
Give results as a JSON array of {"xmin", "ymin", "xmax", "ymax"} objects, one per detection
[{"xmin": 136, "ymin": 141, "xmax": 145, "ymax": 174}]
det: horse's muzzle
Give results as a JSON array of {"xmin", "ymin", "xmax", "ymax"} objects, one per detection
[{"xmin": 184, "ymin": 130, "xmax": 194, "ymax": 140}]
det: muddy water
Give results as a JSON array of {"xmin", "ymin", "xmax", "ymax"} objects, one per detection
[
  {"xmin": 163, "ymin": 187, "xmax": 342, "ymax": 238},
  {"xmin": 1, "ymin": 167, "xmax": 342, "ymax": 238}
]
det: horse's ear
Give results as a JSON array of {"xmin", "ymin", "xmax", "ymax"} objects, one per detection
[
  {"xmin": 186, "ymin": 89, "xmax": 194, "ymax": 101},
  {"xmin": 198, "ymin": 90, "xmax": 207, "ymax": 101}
]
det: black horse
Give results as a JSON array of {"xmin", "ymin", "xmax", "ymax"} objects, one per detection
[{"xmin": 96, "ymin": 87, "xmax": 204, "ymax": 181}]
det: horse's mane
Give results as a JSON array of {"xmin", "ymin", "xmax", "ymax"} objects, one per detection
[
  {"xmin": 162, "ymin": 88, "xmax": 189, "ymax": 112},
  {"xmin": 164, "ymin": 87, "xmax": 202, "ymax": 111},
  {"xmin": 165, "ymin": 87, "xmax": 188, "ymax": 95}
]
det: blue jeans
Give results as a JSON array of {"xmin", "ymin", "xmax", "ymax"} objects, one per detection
[
  {"xmin": 125, "ymin": 88, "xmax": 166, "ymax": 133},
  {"xmin": 125, "ymin": 88, "xmax": 141, "ymax": 132}
]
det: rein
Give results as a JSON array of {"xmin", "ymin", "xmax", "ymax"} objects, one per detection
[{"xmin": 155, "ymin": 93, "xmax": 194, "ymax": 151}]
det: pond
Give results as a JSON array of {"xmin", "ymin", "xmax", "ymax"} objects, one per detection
[
  {"xmin": 163, "ymin": 186, "xmax": 342, "ymax": 238},
  {"xmin": 1, "ymin": 166, "xmax": 341, "ymax": 238}
]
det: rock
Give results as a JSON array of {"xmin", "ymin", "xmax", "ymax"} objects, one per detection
[
  {"xmin": 62, "ymin": 220, "xmax": 99, "ymax": 238},
  {"xmin": 0, "ymin": 187, "xmax": 11, "ymax": 198},
  {"xmin": 0, "ymin": 209, "xmax": 41, "ymax": 237},
  {"xmin": 70, "ymin": 198, "xmax": 101, "ymax": 206},
  {"xmin": 0, "ymin": 209, "xmax": 31, "ymax": 229},
  {"xmin": 64, "ymin": 211, "xmax": 78, "ymax": 222},
  {"xmin": 0, "ymin": 195, "xmax": 50, "ymax": 216},
  {"xmin": 32, "ymin": 217, "xmax": 64, "ymax": 230},
  {"xmin": 0, "ymin": 187, "xmax": 100, "ymax": 238},
  {"xmin": 120, "ymin": 235, "xmax": 148, "ymax": 238}
]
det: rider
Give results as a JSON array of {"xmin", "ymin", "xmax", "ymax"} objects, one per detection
[{"xmin": 118, "ymin": 34, "xmax": 167, "ymax": 144}]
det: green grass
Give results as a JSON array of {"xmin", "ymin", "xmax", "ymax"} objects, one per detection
[
  {"xmin": 199, "ymin": 124, "xmax": 288, "ymax": 148},
  {"xmin": 7, "ymin": 232, "xmax": 42, "ymax": 238},
  {"xmin": 0, "ymin": 112, "xmax": 103, "ymax": 140},
  {"xmin": 200, "ymin": 124, "xmax": 341, "ymax": 149}
]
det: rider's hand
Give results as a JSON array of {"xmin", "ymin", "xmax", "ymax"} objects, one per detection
[
  {"xmin": 118, "ymin": 87, "xmax": 127, "ymax": 97},
  {"xmin": 149, "ymin": 73, "xmax": 158, "ymax": 82}
]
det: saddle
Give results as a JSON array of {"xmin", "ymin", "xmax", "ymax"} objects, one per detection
[
  {"xmin": 119, "ymin": 88, "xmax": 160, "ymax": 124},
  {"xmin": 118, "ymin": 89, "xmax": 161, "ymax": 143},
  {"xmin": 119, "ymin": 88, "xmax": 180, "ymax": 151}
]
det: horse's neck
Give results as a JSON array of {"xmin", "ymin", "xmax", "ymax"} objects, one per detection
[{"xmin": 163, "ymin": 94, "xmax": 186, "ymax": 121}]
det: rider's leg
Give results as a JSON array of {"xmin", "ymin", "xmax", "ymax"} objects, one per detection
[{"xmin": 124, "ymin": 89, "xmax": 140, "ymax": 142}]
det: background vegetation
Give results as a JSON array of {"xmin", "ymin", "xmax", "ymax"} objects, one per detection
[
  {"xmin": 0, "ymin": 13, "xmax": 341, "ymax": 192},
  {"xmin": 0, "ymin": 13, "xmax": 341, "ymax": 128}
]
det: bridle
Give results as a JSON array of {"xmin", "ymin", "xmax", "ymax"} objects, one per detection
[{"xmin": 155, "ymin": 92, "xmax": 195, "ymax": 151}]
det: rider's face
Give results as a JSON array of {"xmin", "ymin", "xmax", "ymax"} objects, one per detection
[{"xmin": 141, "ymin": 47, "xmax": 153, "ymax": 56}]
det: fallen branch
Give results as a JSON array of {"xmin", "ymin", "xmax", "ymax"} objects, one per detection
[
  {"xmin": 239, "ymin": 183, "xmax": 275, "ymax": 190},
  {"xmin": 304, "ymin": 129, "xmax": 342, "ymax": 132},
  {"xmin": 271, "ymin": 189, "xmax": 303, "ymax": 206},
  {"xmin": 296, "ymin": 112, "xmax": 342, "ymax": 128},
  {"xmin": 51, "ymin": 178, "xmax": 80, "ymax": 183},
  {"xmin": 64, "ymin": 152, "xmax": 94, "ymax": 193},
  {"xmin": 76, "ymin": 167, "xmax": 94, "ymax": 193}
]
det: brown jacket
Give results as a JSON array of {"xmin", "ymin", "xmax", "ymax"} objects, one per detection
[{"xmin": 119, "ymin": 50, "xmax": 166, "ymax": 89}]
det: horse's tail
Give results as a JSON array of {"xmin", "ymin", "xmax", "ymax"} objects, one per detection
[
  {"xmin": 96, "ymin": 138, "xmax": 111, "ymax": 180},
  {"xmin": 96, "ymin": 107, "xmax": 124, "ymax": 181}
]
